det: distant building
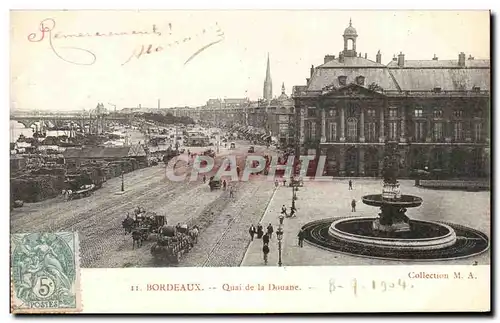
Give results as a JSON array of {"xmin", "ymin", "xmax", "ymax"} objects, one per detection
[{"xmin": 63, "ymin": 145, "xmax": 147, "ymax": 168}]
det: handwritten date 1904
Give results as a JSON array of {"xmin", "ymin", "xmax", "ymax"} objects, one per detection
[{"xmin": 329, "ymin": 278, "xmax": 414, "ymax": 297}]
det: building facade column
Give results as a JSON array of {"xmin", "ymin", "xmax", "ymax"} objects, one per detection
[
  {"xmin": 358, "ymin": 148, "xmax": 365, "ymax": 176},
  {"xmin": 339, "ymin": 148, "xmax": 346, "ymax": 176},
  {"xmin": 379, "ymin": 106, "xmax": 385, "ymax": 142},
  {"xmin": 321, "ymin": 108, "xmax": 326, "ymax": 143},
  {"xmin": 359, "ymin": 107, "xmax": 365, "ymax": 142},
  {"xmin": 465, "ymin": 120, "xmax": 472, "ymax": 142},
  {"xmin": 400, "ymin": 106, "xmax": 406, "ymax": 142},
  {"xmin": 445, "ymin": 120, "xmax": 452, "ymax": 143},
  {"xmin": 426, "ymin": 118, "xmax": 432, "ymax": 142},
  {"xmin": 299, "ymin": 107, "xmax": 305, "ymax": 145},
  {"xmin": 340, "ymin": 105, "xmax": 346, "ymax": 142}
]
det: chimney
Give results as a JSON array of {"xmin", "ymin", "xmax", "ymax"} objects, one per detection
[
  {"xmin": 364, "ymin": 53, "xmax": 367, "ymax": 59},
  {"xmin": 398, "ymin": 52, "xmax": 405, "ymax": 67},
  {"xmin": 310, "ymin": 65, "xmax": 314, "ymax": 78},
  {"xmin": 458, "ymin": 52, "xmax": 466, "ymax": 67},
  {"xmin": 468, "ymin": 54, "xmax": 475, "ymax": 60},
  {"xmin": 376, "ymin": 50, "xmax": 381, "ymax": 64},
  {"xmin": 359, "ymin": 52, "xmax": 362, "ymax": 58},
  {"xmin": 432, "ymin": 54, "xmax": 438, "ymax": 60},
  {"xmin": 392, "ymin": 54, "xmax": 397, "ymax": 61},
  {"xmin": 324, "ymin": 55, "xmax": 336, "ymax": 64},
  {"xmin": 339, "ymin": 52, "xmax": 345, "ymax": 63}
]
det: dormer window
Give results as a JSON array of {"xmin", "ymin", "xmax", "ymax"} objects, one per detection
[
  {"xmin": 338, "ymin": 75, "xmax": 347, "ymax": 86},
  {"xmin": 356, "ymin": 76, "xmax": 365, "ymax": 86},
  {"xmin": 473, "ymin": 86, "xmax": 481, "ymax": 92},
  {"xmin": 433, "ymin": 87, "xmax": 442, "ymax": 93}
]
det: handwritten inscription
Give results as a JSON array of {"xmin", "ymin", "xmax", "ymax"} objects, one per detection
[
  {"xmin": 329, "ymin": 278, "xmax": 414, "ymax": 297},
  {"xmin": 27, "ymin": 18, "xmax": 225, "ymax": 66}
]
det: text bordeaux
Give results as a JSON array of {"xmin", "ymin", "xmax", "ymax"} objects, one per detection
[{"xmin": 147, "ymin": 283, "xmax": 203, "ymax": 292}]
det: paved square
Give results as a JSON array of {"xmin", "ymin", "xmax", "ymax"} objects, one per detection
[{"xmin": 241, "ymin": 179, "xmax": 490, "ymax": 266}]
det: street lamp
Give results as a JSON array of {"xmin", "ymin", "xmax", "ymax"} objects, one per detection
[
  {"xmin": 121, "ymin": 171, "xmax": 125, "ymax": 192},
  {"xmin": 276, "ymin": 226, "xmax": 284, "ymax": 267}
]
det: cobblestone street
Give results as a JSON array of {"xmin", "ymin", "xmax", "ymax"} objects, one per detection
[{"xmin": 241, "ymin": 179, "xmax": 490, "ymax": 267}]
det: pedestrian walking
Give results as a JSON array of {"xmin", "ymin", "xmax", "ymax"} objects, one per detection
[
  {"xmin": 257, "ymin": 223, "xmax": 264, "ymax": 239},
  {"xmin": 283, "ymin": 178, "xmax": 287, "ymax": 186},
  {"xmin": 275, "ymin": 180, "xmax": 279, "ymax": 188},
  {"xmin": 263, "ymin": 244, "xmax": 270, "ymax": 265},
  {"xmin": 267, "ymin": 223, "xmax": 274, "ymax": 239},
  {"xmin": 203, "ymin": 175, "xmax": 206, "ymax": 183},
  {"xmin": 222, "ymin": 180, "xmax": 227, "ymax": 190},
  {"xmin": 297, "ymin": 229, "xmax": 304, "ymax": 248},
  {"xmin": 281, "ymin": 205, "xmax": 287, "ymax": 215},
  {"xmin": 351, "ymin": 199, "xmax": 356, "ymax": 212},
  {"xmin": 249, "ymin": 224, "xmax": 256, "ymax": 241},
  {"xmin": 263, "ymin": 232, "xmax": 270, "ymax": 245},
  {"xmin": 278, "ymin": 213, "xmax": 285, "ymax": 225},
  {"xmin": 229, "ymin": 186, "xmax": 235, "ymax": 198},
  {"xmin": 348, "ymin": 180, "xmax": 353, "ymax": 190},
  {"xmin": 290, "ymin": 205, "xmax": 297, "ymax": 217}
]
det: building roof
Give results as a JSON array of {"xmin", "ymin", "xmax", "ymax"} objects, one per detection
[
  {"xmin": 388, "ymin": 67, "xmax": 490, "ymax": 91},
  {"xmin": 306, "ymin": 56, "xmax": 490, "ymax": 93},
  {"xmin": 387, "ymin": 59, "xmax": 490, "ymax": 69},
  {"xmin": 63, "ymin": 145, "xmax": 146, "ymax": 159},
  {"xmin": 319, "ymin": 56, "xmax": 384, "ymax": 68},
  {"xmin": 308, "ymin": 64, "xmax": 400, "ymax": 92}
]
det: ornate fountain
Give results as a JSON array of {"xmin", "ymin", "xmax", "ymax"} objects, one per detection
[{"xmin": 301, "ymin": 144, "xmax": 489, "ymax": 260}]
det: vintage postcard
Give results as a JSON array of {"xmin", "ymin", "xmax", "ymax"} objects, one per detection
[{"xmin": 9, "ymin": 9, "xmax": 491, "ymax": 313}]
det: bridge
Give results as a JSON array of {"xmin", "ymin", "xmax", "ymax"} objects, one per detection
[{"xmin": 10, "ymin": 103, "xmax": 136, "ymax": 134}]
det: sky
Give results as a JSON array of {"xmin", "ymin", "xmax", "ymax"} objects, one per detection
[{"xmin": 10, "ymin": 10, "xmax": 490, "ymax": 111}]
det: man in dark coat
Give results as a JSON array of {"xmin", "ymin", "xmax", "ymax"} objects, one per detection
[
  {"xmin": 297, "ymin": 229, "xmax": 304, "ymax": 248},
  {"xmin": 249, "ymin": 224, "xmax": 256, "ymax": 241},
  {"xmin": 262, "ymin": 233, "xmax": 270, "ymax": 245},
  {"xmin": 267, "ymin": 223, "xmax": 274, "ymax": 240},
  {"xmin": 351, "ymin": 199, "xmax": 357, "ymax": 212},
  {"xmin": 257, "ymin": 224, "xmax": 264, "ymax": 239},
  {"xmin": 262, "ymin": 244, "xmax": 270, "ymax": 265}
]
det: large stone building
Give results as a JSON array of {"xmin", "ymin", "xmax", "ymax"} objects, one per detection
[{"xmin": 292, "ymin": 20, "xmax": 490, "ymax": 177}]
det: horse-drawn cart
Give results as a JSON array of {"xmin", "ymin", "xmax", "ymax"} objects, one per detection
[{"xmin": 150, "ymin": 224, "xmax": 197, "ymax": 264}]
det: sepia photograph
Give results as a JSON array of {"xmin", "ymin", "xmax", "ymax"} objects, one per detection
[{"xmin": 8, "ymin": 9, "xmax": 491, "ymax": 313}]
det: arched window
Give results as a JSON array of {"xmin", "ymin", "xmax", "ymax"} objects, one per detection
[
  {"xmin": 347, "ymin": 117, "xmax": 357, "ymax": 141},
  {"xmin": 347, "ymin": 39, "xmax": 354, "ymax": 50}
]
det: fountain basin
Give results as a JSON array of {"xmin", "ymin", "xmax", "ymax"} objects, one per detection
[
  {"xmin": 362, "ymin": 194, "xmax": 423, "ymax": 208},
  {"xmin": 301, "ymin": 217, "xmax": 489, "ymax": 261},
  {"xmin": 328, "ymin": 217, "xmax": 457, "ymax": 251}
]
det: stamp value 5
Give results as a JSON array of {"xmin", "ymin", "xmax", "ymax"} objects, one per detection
[{"xmin": 10, "ymin": 232, "xmax": 81, "ymax": 313}]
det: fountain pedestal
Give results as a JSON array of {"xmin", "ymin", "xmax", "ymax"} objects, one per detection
[{"xmin": 372, "ymin": 181, "xmax": 411, "ymax": 233}]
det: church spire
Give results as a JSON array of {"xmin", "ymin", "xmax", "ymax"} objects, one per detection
[
  {"xmin": 263, "ymin": 53, "xmax": 273, "ymax": 100},
  {"xmin": 281, "ymin": 82, "xmax": 285, "ymax": 94}
]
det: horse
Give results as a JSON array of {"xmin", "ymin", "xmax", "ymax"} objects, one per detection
[
  {"xmin": 122, "ymin": 216, "xmax": 135, "ymax": 234},
  {"xmin": 189, "ymin": 226, "xmax": 199, "ymax": 244},
  {"xmin": 132, "ymin": 230, "xmax": 143, "ymax": 249},
  {"xmin": 62, "ymin": 189, "xmax": 73, "ymax": 201}
]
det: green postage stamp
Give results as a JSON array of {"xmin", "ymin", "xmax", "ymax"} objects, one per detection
[{"xmin": 10, "ymin": 232, "xmax": 81, "ymax": 313}]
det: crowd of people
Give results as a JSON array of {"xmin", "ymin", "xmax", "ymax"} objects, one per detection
[{"xmin": 246, "ymin": 179, "xmax": 360, "ymax": 265}]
